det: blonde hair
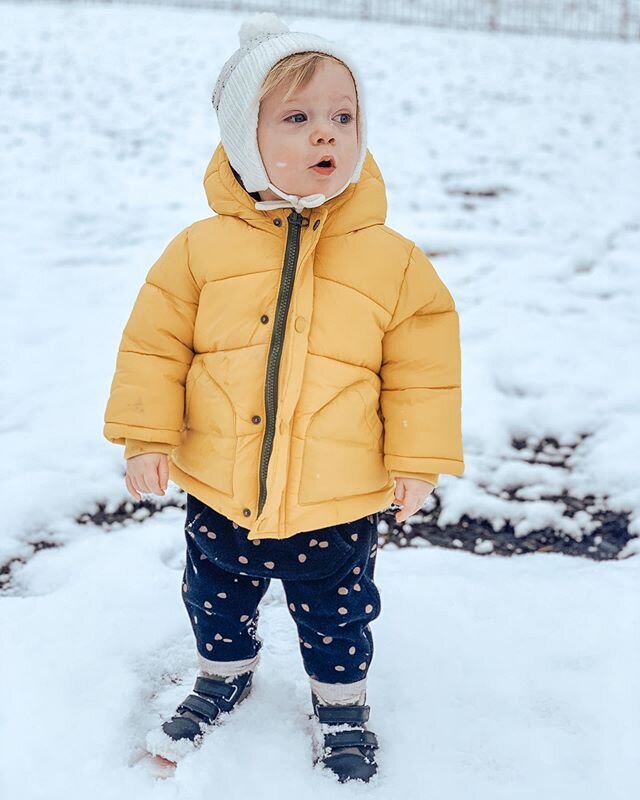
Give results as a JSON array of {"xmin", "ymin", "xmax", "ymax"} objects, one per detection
[{"xmin": 258, "ymin": 51, "xmax": 358, "ymax": 111}]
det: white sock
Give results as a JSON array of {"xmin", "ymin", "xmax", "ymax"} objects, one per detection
[
  {"xmin": 310, "ymin": 676, "xmax": 367, "ymax": 706},
  {"xmin": 197, "ymin": 652, "xmax": 260, "ymax": 679}
]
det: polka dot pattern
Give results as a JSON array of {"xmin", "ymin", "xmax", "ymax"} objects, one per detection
[{"xmin": 183, "ymin": 494, "xmax": 381, "ymax": 685}]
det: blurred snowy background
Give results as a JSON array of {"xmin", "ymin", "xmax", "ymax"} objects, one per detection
[{"xmin": 1, "ymin": 1, "xmax": 639, "ymax": 798}]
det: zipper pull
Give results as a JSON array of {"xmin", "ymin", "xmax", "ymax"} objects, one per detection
[{"xmin": 287, "ymin": 210, "xmax": 310, "ymax": 227}]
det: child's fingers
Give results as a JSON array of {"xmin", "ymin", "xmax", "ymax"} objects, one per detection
[
  {"xmin": 135, "ymin": 470, "xmax": 153, "ymax": 494},
  {"xmin": 145, "ymin": 462, "xmax": 165, "ymax": 495},
  {"xmin": 393, "ymin": 479, "xmax": 406, "ymax": 505},
  {"xmin": 125, "ymin": 473, "xmax": 141, "ymax": 501},
  {"xmin": 158, "ymin": 457, "xmax": 169, "ymax": 492},
  {"xmin": 126, "ymin": 460, "xmax": 152, "ymax": 494},
  {"xmin": 407, "ymin": 488, "xmax": 426, "ymax": 510}
]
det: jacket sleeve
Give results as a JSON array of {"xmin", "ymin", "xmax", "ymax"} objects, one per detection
[
  {"xmin": 390, "ymin": 471, "xmax": 439, "ymax": 488},
  {"xmin": 124, "ymin": 439, "xmax": 176, "ymax": 460},
  {"xmin": 380, "ymin": 244, "xmax": 464, "ymax": 481},
  {"xmin": 103, "ymin": 226, "xmax": 200, "ymax": 451}
]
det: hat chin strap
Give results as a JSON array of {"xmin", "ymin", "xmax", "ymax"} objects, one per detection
[{"xmin": 254, "ymin": 177, "xmax": 352, "ymax": 213}]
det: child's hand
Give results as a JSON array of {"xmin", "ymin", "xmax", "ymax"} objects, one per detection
[
  {"xmin": 125, "ymin": 453, "xmax": 169, "ymax": 500},
  {"xmin": 392, "ymin": 478, "xmax": 435, "ymax": 524}
]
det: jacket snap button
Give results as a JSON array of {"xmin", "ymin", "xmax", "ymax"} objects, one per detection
[
  {"xmin": 273, "ymin": 218, "xmax": 282, "ymax": 227},
  {"xmin": 260, "ymin": 314, "xmax": 269, "ymax": 324},
  {"xmin": 251, "ymin": 415, "xmax": 261, "ymax": 424},
  {"xmin": 243, "ymin": 508, "xmax": 251, "ymax": 517},
  {"xmin": 294, "ymin": 316, "xmax": 306, "ymax": 333},
  {"xmin": 313, "ymin": 219, "xmax": 320, "ymax": 230}
]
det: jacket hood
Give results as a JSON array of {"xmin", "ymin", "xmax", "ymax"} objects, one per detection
[{"xmin": 203, "ymin": 141, "xmax": 387, "ymax": 236}]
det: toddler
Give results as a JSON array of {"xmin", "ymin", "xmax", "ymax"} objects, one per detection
[{"xmin": 104, "ymin": 12, "xmax": 464, "ymax": 783}]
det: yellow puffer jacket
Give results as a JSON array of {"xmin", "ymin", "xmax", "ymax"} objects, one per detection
[{"xmin": 103, "ymin": 142, "xmax": 464, "ymax": 540}]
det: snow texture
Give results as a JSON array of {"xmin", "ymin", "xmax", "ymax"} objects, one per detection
[{"xmin": 1, "ymin": 2, "xmax": 639, "ymax": 797}]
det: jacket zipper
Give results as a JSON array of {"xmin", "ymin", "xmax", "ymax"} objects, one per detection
[{"xmin": 257, "ymin": 209, "xmax": 309, "ymax": 517}]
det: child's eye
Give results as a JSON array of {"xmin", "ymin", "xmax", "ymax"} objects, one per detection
[
  {"xmin": 336, "ymin": 113, "xmax": 353, "ymax": 124},
  {"xmin": 285, "ymin": 113, "xmax": 306, "ymax": 123}
]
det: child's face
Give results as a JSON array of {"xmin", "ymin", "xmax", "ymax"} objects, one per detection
[{"xmin": 257, "ymin": 59, "xmax": 359, "ymax": 202}]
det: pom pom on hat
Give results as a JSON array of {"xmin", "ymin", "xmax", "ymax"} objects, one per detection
[{"xmin": 238, "ymin": 12, "xmax": 290, "ymax": 45}]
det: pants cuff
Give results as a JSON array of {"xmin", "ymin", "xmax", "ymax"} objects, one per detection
[
  {"xmin": 309, "ymin": 676, "xmax": 367, "ymax": 705},
  {"xmin": 197, "ymin": 652, "xmax": 260, "ymax": 679}
]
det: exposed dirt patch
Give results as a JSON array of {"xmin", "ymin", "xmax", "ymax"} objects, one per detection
[{"xmin": 381, "ymin": 491, "xmax": 634, "ymax": 560}]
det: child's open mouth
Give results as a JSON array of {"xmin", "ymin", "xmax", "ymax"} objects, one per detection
[{"xmin": 310, "ymin": 156, "xmax": 336, "ymax": 176}]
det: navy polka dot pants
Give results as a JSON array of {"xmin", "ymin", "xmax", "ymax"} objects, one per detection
[{"xmin": 181, "ymin": 493, "xmax": 382, "ymax": 684}]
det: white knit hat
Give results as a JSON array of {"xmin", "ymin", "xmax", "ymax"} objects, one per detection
[{"xmin": 211, "ymin": 12, "xmax": 368, "ymax": 213}]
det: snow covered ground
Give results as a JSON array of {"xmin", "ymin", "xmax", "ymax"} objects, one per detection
[{"xmin": 1, "ymin": 2, "xmax": 639, "ymax": 797}]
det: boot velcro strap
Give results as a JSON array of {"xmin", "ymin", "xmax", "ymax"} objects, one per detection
[
  {"xmin": 194, "ymin": 675, "xmax": 241, "ymax": 702},
  {"xmin": 324, "ymin": 729, "xmax": 379, "ymax": 749},
  {"xmin": 316, "ymin": 704, "xmax": 370, "ymax": 725},
  {"xmin": 177, "ymin": 693, "xmax": 221, "ymax": 723}
]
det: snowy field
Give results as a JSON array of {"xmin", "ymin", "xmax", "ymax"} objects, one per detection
[{"xmin": 1, "ymin": 1, "xmax": 639, "ymax": 797}]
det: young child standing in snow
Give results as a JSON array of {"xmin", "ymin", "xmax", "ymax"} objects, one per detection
[{"xmin": 104, "ymin": 12, "xmax": 463, "ymax": 783}]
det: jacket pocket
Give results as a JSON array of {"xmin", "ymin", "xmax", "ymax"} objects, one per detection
[
  {"xmin": 174, "ymin": 360, "xmax": 237, "ymax": 496},
  {"xmin": 298, "ymin": 379, "xmax": 389, "ymax": 505}
]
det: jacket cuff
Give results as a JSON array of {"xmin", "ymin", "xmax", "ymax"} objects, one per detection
[
  {"xmin": 124, "ymin": 439, "xmax": 175, "ymax": 460},
  {"xmin": 390, "ymin": 470, "xmax": 439, "ymax": 487}
]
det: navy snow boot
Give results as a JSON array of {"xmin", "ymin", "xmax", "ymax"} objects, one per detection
[
  {"xmin": 310, "ymin": 691, "xmax": 379, "ymax": 783},
  {"xmin": 162, "ymin": 670, "xmax": 254, "ymax": 743}
]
